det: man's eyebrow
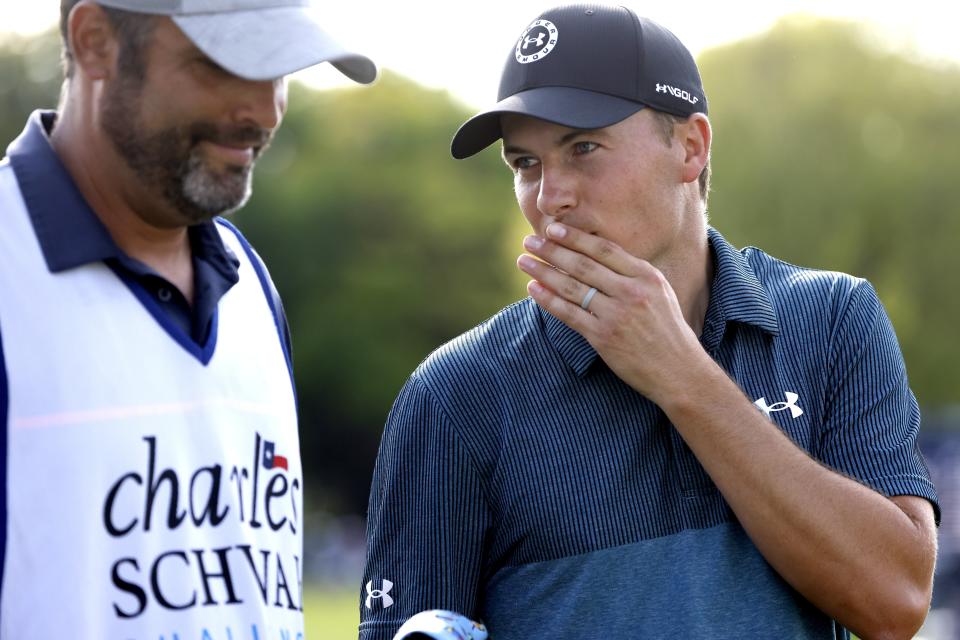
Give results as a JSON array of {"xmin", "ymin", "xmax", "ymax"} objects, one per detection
[
  {"xmin": 502, "ymin": 143, "xmax": 529, "ymax": 157},
  {"xmin": 557, "ymin": 128, "xmax": 604, "ymax": 145},
  {"xmin": 502, "ymin": 128, "xmax": 605, "ymax": 156}
]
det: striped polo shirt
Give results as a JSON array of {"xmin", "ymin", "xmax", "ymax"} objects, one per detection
[{"xmin": 360, "ymin": 228, "xmax": 939, "ymax": 640}]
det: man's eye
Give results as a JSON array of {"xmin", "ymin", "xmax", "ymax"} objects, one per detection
[
  {"xmin": 513, "ymin": 157, "xmax": 539, "ymax": 170},
  {"xmin": 573, "ymin": 141, "xmax": 598, "ymax": 155}
]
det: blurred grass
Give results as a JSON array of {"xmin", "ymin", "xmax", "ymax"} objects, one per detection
[
  {"xmin": 305, "ymin": 585, "xmax": 358, "ymax": 639},
  {"xmin": 297, "ymin": 587, "xmax": 903, "ymax": 639}
]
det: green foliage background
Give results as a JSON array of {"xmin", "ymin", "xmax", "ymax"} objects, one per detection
[
  {"xmin": 701, "ymin": 17, "xmax": 960, "ymax": 406},
  {"xmin": 2, "ymin": 17, "xmax": 958, "ymax": 521},
  {"xmin": 234, "ymin": 73, "xmax": 521, "ymax": 513}
]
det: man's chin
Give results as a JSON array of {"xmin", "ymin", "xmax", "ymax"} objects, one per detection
[
  {"xmin": 209, "ymin": 195, "xmax": 250, "ymax": 218},
  {"xmin": 186, "ymin": 194, "xmax": 250, "ymax": 221},
  {"xmin": 179, "ymin": 176, "xmax": 252, "ymax": 223}
]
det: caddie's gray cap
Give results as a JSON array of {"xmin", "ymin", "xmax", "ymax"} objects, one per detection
[{"xmin": 93, "ymin": 0, "xmax": 377, "ymax": 83}]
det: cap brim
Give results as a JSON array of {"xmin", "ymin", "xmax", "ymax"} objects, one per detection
[
  {"xmin": 174, "ymin": 7, "xmax": 377, "ymax": 84},
  {"xmin": 451, "ymin": 87, "xmax": 645, "ymax": 159}
]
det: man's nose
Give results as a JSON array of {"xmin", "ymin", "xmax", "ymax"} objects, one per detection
[
  {"xmin": 233, "ymin": 76, "xmax": 287, "ymax": 131},
  {"xmin": 536, "ymin": 165, "xmax": 577, "ymax": 220}
]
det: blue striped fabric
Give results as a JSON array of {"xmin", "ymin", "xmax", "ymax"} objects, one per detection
[{"xmin": 360, "ymin": 227, "xmax": 939, "ymax": 639}]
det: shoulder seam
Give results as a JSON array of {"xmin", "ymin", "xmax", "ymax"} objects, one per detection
[
  {"xmin": 824, "ymin": 280, "xmax": 885, "ymax": 416},
  {"xmin": 414, "ymin": 298, "xmax": 533, "ymax": 376},
  {"xmin": 408, "ymin": 372, "xmax": 495, "ymax": 503}
]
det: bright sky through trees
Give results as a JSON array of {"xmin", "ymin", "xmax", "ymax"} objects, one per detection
[{"xmin": 3, "ymin": 1, "xmax": 958, "ymax": 107}]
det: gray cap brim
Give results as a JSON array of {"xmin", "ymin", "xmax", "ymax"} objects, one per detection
[
  {"xmin": 173, "ymin": 6, "xmax": 377, "ymax": 83},
  {"xmin": 450, "ymin": 86, "xmax": 645, "ymax": 159}
]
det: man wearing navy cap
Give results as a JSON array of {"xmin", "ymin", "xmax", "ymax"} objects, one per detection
[
  {"xmin": 0, "ymin": 0, "xmax": 374, "ymax": 636},
  {"xmin": 362, "ymin": 4, "xmax": 938, "ymax": 639}
]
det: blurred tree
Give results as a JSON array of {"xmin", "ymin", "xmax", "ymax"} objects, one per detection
[
  {"xmin": 234, "ymin": 75, "xmax": 519, "ymax": 513},
  {"xmin": 0, "ymin": 30, "xmax": 62, "ymax": 146},
  {"xmin": 701, "ymin": 17, "xmax": 960, "ymax": 407}
]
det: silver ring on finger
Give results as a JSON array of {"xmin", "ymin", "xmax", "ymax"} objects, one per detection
[{"xmin": 580, "ymin": 286, "xmax": 599, "ymax": 311}]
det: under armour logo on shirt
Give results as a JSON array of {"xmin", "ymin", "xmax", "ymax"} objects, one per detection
[
  {"xmin": 754, "ymin": 392, "xmax": 804, "ymax": 419},
  {"xmin": 366, "ymin": 579, "xmax": 395, "ymax": 609}
]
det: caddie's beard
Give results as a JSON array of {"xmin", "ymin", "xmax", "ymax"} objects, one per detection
[{"xmin": 100, "ymin": 76, "xmax": 271, "ymax": 225}]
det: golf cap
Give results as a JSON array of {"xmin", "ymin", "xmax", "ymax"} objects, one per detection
[
  {"xmin": 451, "ymin": 3, "xmax": 707, "ymax": 159},
  {"xmin": 91, "ymin": 0, "xmax": 377, "ymax": 83}
]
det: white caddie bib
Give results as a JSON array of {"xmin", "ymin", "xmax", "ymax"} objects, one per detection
[{"xmin": 0, "ymin": 160, "xmax": 303, "ymax": 639}]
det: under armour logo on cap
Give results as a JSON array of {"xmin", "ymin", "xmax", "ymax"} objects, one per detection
[
  {"xmin": 515, "ymin": 19, "xmax": 558, "ymax": 64},
  {"xmin": 754, "ymin": 392, "xmax": 804, "ymax": 419}
]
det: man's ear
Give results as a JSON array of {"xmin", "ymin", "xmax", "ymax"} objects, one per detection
[
  {"xmin": 66, "ymin": 1, "xmax": 120, "ymax": 81},
  {"xmin": 680, "ymin": 113, "xmax": 711, "ymax": 186}
]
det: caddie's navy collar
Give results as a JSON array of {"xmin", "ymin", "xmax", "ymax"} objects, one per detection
[
  {"xmin": 5, "ymin": 109, "xmax": 238, "ymax": 280},
  {"xmin": 540, "ymin": 226, "xmax": 780, "ymax": 377},
  {"xmin": 6, "ymin": 110, "xmax": 116, "ymax": 272}
]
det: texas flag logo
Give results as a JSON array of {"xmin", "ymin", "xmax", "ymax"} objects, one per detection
[{"xmin": 262, "ymin": 440, "xmax": 289, "ymax": 471}]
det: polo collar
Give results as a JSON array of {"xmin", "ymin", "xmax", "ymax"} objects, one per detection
[
  {"xmin": 5, "ymin": 109, "xmax": 238, "ymax": 280},
  {"xmin": 6, "ymin": 110, "xmax": 118, "ymax": 273},
  {"xmin": 703, "ymin": 227, "xmax": 780, "ymax": 339},
  {"xmin": 540, "ymin": 226, "xmax": 780, "ymax": 377}
]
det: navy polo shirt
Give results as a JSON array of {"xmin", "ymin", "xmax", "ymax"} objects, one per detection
[
  {"xmin": 0, "ymin": 111, "xmax": 292, "ymax": 577},
  {"xmin": 361, "ymin": 228, "xmax": 939, "ymax": 639}
]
